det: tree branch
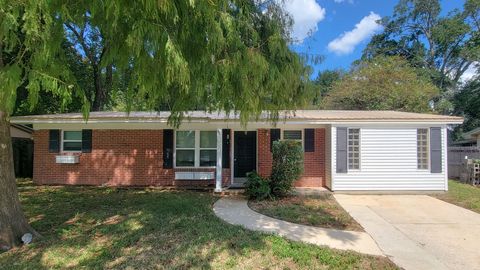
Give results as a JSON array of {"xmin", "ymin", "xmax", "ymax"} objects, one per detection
[
  {"xmin": 0, "ymin": 41, "xmax": 4, "ymax": 68},
  {"xmin": 64, "ymin": 22, "xmax": 96, "ymax": 65}
]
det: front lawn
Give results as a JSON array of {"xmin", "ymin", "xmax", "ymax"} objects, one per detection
[
  {"xmin": 0, "ymin": 179, "xmax": 396, "ymax": 269},
  {"xmin": 249, "ymin": 194, "xmax": 364, "ymax": 231},
  {"xmin": 434, "ymin": 180, "xmax": 480, "ymax": 213}
]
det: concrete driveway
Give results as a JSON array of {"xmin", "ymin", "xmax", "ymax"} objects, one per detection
[{"xmin": 334, "ymin": 194, "xmax": 480, "ymax": 270}]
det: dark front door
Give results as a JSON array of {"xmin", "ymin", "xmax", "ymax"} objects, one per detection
[{"xmin": 234, "ymin": 131, "xmax": 257, "ymax": 179}]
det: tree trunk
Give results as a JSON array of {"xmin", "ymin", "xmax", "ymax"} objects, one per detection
[
  {"xmin": 0, "ymin": 111, "xmax": 39, "ymax": 251},
  {"xmin": 91, "ymin": 65, "xmax": 104, "ymax": 111}
]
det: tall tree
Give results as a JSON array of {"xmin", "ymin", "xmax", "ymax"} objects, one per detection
[
  {"xmin": 363, "ymin": 0, "xmax": 479, "ymax": 91},
  {"xmin": 63, "ymin": 12, "xmax": 112, "ymax": 111},
  {"xmin": 322, "ymin": 56, "xmax": 439, "ymax": 112},
  {"xmin": 454, "ymin": 77, "xmax": 480, "ymax": 134},
  {"xmin": 312, "ymin": 69, "xmax": 344, "ymax": 106},
  {"xmin": 0, "ymin": 0, "xmax": 310, "ymax": 250}
]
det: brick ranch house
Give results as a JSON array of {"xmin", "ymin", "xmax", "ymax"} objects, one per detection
[{"xmin": 11, "ymin": 110, "xmax": 462, "ymax": 191}]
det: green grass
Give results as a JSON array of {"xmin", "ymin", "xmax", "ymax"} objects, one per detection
[
  {"xmin": 249, "ymin": 194, "xmax": 364, "ymax": 231},
  {"xmin": 434, "ymin": 180, "xmax": 480, "ymax": 213},
  {"xmin": 0, "ymin": 179, "xmax": 396, "ymax": 269}
]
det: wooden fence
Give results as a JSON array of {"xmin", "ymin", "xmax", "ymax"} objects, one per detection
[{"xmin": 448, "ymin": 147, "xmax": 480, "ymax": 179}]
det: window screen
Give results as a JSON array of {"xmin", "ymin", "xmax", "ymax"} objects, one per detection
[
  {"xmin": 63, "ymin": 131, "xmax": 82, "ymax": 151},
  {"xmin": 200, "ymin": 131, "xmax": 217, "ymax": 167},
  {"xmin": 283, "ymin": 130, "xmax": 302, "ymax": 140},
  {"xmin": 176, "ymin": 131, "xmax": 195, "ymax": 167}
]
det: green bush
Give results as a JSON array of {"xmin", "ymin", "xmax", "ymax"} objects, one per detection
[
  {"xmin": 244, "ymin": 171, "xmax": 271, "ymax": 200},
  {"xmin": 270, "ymin": 140, "xmax": 304, "ymax": 197}
]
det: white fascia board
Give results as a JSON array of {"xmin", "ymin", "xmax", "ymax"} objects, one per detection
[{"xmin": 22, "ymin": 119, "xmax": 462, "ymax": 130}]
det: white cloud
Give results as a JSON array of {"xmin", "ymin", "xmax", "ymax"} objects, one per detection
[
  {"xmin": 283, "ymin": 0, "xmax": 326, "ymax": 43},
  {"xmin": 327, "ymin": 12, "xmax": 382, "ymax": 55},
  {"xmin": 334, "ymin": 0, "xmax": 354, "ymax": 3},
  {"xmin": 460, "ymin": 63, "xmax": 478, "ymax": 82}
]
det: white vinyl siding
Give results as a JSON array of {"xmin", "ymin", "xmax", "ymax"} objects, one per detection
[
  {"xmin": 325, "ymin": 125, "xmax": 332, "ymax": 189},
  {"xmin": 332, "ymin": 126, "xmax": 447, "ymax": 191}
]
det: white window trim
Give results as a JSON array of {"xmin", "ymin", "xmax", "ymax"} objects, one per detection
[
  {"xmin": 347, "ymin": 128, "xmax": 361, "ymax": 171},
  {"xmin": 61, "ymin": 130, "xmax": 82, "ymax": 153},
  {"xmin": 417, "ymin": 128, "xmax": 430, "ymax": 171},
  {"xmin": 281, "ymin": 129, "xmax": 304, "ymax": 147},
  {"xmin": 174, "ymin": 130, "xmax": 217, "ymax": 168}
]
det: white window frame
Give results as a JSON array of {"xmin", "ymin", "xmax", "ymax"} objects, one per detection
[
  {"xmin": 347, "ymin": 128, "xmax": 361, "ymax": 171},
  {"xmin": 174, "ymin": 130, "xmax": 217, "ymax": 168},
  {"xmin": 281, "ymin": 129, "xmax": 304, "ymax": 147},
  {"xmin": 417, "ymin": 128, "xmax": 429, "ymax": 170},
  {"xmin": 61, "ymin": 130, "xmax": 82, "ymax": 153}
]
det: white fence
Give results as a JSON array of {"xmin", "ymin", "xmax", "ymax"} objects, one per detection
[{"xmin": 448, "ymin": 147, "xmax": 480, "ymax": 178}]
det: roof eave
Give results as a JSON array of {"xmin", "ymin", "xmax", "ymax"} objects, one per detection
[{"xmin": 10, "ymin": 118, "xmax": 464, "ymax": 125}]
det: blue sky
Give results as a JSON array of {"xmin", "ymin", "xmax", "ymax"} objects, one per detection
[{"xmin": 285, "ymin": 0, "xmax": 465, "ymax": 78}]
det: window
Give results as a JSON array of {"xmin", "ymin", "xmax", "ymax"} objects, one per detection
[
  {"xmin": 175, "ymin": 131, "xmax": 195, "ymax": 167},
  {"xmin": 62, "ymin": 131, "xmax": 82, "ymax": 152},
  {"xmin": 283, "ymin": 130, "xmax": 302, "ymax": 141},
  {"xmin": 175, "ymin": 130, "xmax": 217, "ymax": 167},
  {"xmin": 200, "ymin": 131, "xmax": 217, "ymax": 167},
  {"xmin": 348, "ymin": 128, "xmax": 360, "ymax": 170},
  {"xmin": 417, "ymin": 128, "xmax": 429, "ymax": 169}
]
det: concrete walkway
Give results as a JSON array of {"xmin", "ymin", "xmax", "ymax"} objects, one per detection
[
  {"xmin": 213, "ymin": 197, "xmax": 384, "ymax": 256},
  {"xmin": 334, "ymin": 194, "xmax": 480, "ymax": 270}
]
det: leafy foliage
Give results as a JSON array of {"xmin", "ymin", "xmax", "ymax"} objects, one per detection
[
  {"xmin": 244, "ymin": 171, "xmax": 271, "ymax": 200},
  {"xmin": 363, "ymin": 0, "xmax": 478, "ymax": 90},
  {"xmin": 322, "ymin": 56, "xmax": 439, "ymax": 112},
  {"xmin": 359, "ymin": 0, "xmax": 480, "ymax": 141},
  {"xmin": 311, "ymin": 69, "xmax": 345, "ymax": 106},
  {"xmin": 270, "ymin": 140, "xmax": 304, "ymax": 197},
  {"xmin": 1, "ymin": 0, "xmax": 310, "ymax": 125},
  {"xmin": 452, "ymin": 78, "xmax": 480, "ymax": 138}
]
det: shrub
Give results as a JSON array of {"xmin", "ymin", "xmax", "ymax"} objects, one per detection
[
  {"xmin": 244, "ymin": 171, "xmax": 271, "ymax": 200},
  {"xmin": 270, "ymin": 140, "xmax": 303, "ymax": 197}
]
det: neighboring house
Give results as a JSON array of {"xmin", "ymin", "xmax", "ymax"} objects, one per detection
[
  {"xmin": 11, "ymin": 123, "xmax": 33, "ymax": 139},
  {"xmin": 10, "ymin": 124, "xmax": 34, "ymax": 178},
  {"xmin": 11, "ymin": 110, "xmax": 462, "ymax": 191},
  {"xmin": 451, "ymin": 127, "xmax": 480, "ymax": 147}
]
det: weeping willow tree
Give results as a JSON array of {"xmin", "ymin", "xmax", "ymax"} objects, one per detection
[{"xmin": 0, "ymin": 1, "xmax": 311, "ymax": 249}]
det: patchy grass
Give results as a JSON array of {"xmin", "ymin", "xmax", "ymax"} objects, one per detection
[
  {"xmin": 249, "ymin": 194, "xmax": 363, "ymax": 232},
  {"xmin": 434, "ymin": 180, "xmax": 480, "ymax": 214},
  {"xmin": 0, "ymin": 179, "xmax": 396, "ymax": 269}
]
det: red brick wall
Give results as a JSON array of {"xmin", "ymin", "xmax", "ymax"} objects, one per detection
[
  {"xmin": 33, "ymin": 130, "xmax": 231, "ymax": 187},
  {"xmin": 257, "ymin": 129, "xmax": 273, "ymax": 178},
  {"xmin": 257, "ymin": 128, "xmax": 325, "ymax": 187}
]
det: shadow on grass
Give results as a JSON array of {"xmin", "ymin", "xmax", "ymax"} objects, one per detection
[{"xmin": 0, "ymin": 180, "xmax": 397, "ymax": 269}]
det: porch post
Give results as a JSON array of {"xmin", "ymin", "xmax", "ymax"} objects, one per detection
[{"xmin": 215, "ymin": 128, "xmax": 223, "ymax": 192}]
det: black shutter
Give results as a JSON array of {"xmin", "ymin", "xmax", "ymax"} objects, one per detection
[
  {"xmin": 48, "ymin": 130, "xmax": 60, "ymax": 153},
  {"xmin": 270, "ymin": 129, "xmax": 280, "ymax": 152},
  {"xmin": 81, "ymin": 129, "xmax": 92, "ymax": 153},
  {"xmin": 163, "ymin": 129, "xmax": 174, "ymax": 169},
  {"xmin": 430, "ymin": 127, "xmax": 442, "ymax": 173},
  {"xmin": 304, "ymin": 129, "xmax": 315, "ymax": 152},
  {"xmin": 222, "ymin": 129, "xmax": 230, "ymax": 168},
  {"xmin": 336, "ymin": 127, "xmax": 348, "ymax": 173}
]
